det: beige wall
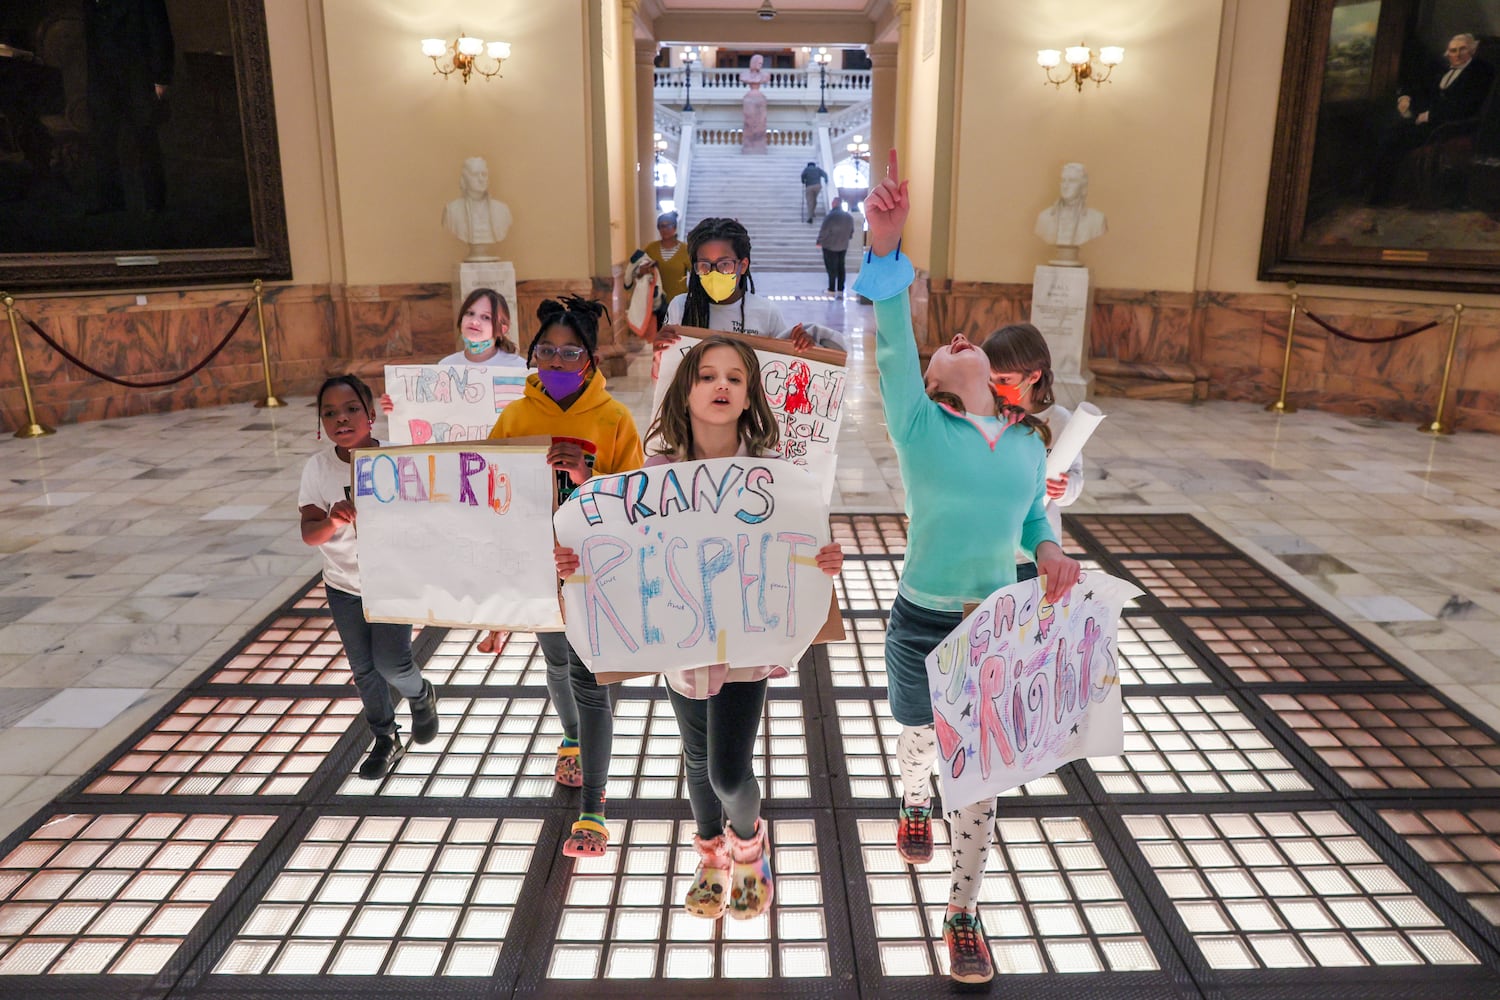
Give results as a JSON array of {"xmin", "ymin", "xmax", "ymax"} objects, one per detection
[
  {"xmin": 600, "ymin": 0, "xmax": 628, "ymax": 265},
  {"xmin": 900, "ymin": 0, "xmax": 948, "ymax": 269},
  {"xmin": 320, "ymin": 0, "xmax": 595, "ymax": 286},
  {"xmin": 949, "ymin": 0, "xmax": 1223, "ymax": 291},
  {"xmin": 264, "ymin": 1, "xmax": 336, "ymax": 285}
]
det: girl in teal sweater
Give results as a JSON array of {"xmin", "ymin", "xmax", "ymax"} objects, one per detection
[{"xmin": 852, "ymin": 152, "xmax": 1081, "ymax": 986}]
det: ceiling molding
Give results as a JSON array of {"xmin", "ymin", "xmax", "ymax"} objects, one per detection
[{"xmin": 653, "ymin": 11, "xmax": 875, "ymax": 45}]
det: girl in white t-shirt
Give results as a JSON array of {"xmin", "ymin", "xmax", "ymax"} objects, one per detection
[
  {"xmin": 300, "ymin": 375, "xmax": 440, "ymax": 779},
  {"xmin": 982, "ymin": 323, "xmax": 1086, "ymax": 580}
]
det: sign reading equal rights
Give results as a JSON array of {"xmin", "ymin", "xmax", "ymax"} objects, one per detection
[
  {"xmin": 384, "ymin": 364, "xmax": 532, "ymax": 445},
  {"xmin": 650, "ymin": 330, "xmax": 847, "ymax": 500},
  {"xmin": 924, "ymin": 572, "xmax": 1141, "ymax": 809},
  {"xmin": 553, "ymin": 457, "xmax": 833, "ymax": 675},
  {"xmin": 351, "ymin": 441, "xmax": 563, "ymax": 631}
]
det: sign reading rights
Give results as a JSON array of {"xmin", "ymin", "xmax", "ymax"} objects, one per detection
[
  {"xmin": 352, "ymin": 441, "xmax": 562, "ymax": 631},
  {"xmin": 924, "ymin": 572, "xmax": 1141, "ymax": 809},
  {"xmin": 553, "ymin": 457, "xmax": 833, "ymax": 675},
  {"xmin": 384, "ymin": 364, "xmax": 531, "ymax": 445},
  {"xmin": 651, "ymin": 331, "xmax": 847, "ymax": 500}
]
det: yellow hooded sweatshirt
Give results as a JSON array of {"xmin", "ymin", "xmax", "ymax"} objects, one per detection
[{"xmin": 488, "ymin": 370, "xmax": 644, "ymax": 476}]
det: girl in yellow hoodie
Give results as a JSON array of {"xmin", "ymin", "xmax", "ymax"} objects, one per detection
[{"xmin": 489, "ymin": 296, "xmax": 643, "ymax": 857}]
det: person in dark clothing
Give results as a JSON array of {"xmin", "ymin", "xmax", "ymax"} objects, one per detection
[
  {"xmin": 85, "ymin": 0, "xmax": 174, "ymax": 215},
  {"xmin": 816, "ymin": 196, "xmax": 857, "ymax": 293},
  {"xmin": 800, "ymin": 160, "xmax": 828, "ymax": 222},
  {"xmin": 1369, "ymin": 33, "xmax": 1494, "ymax": 205}
]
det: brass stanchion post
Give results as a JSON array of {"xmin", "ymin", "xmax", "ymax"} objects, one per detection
[
  {"xmin": 3, "ymin": 293, "xmax": 55, "ymax": 439},
  {"xmin": 1266, "ymin": 282, "xmax": 1298, "ymax": 414},
  {"xmin": 1420, "ymin": 303, "xmax": 1462, "ymax": 436},
  {"xmin": 252, "ymin": 278, "xmax": 284, "ymax": 408}
]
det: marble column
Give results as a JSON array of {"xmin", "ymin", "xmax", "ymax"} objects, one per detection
[
  {"xmin": 635, "ymin": 39, "xmax": 658, "ymax": 247},
  {"xmin": 869, "ymin": 44, "xmax": 897, "ymax": 181}
]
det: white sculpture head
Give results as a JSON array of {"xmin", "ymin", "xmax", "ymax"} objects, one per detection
[
  {"xmin": 750, "ymin": 54, "xmax": 764, "ymax": 71},
  {"xmin": 460, "ymin": 157, "xmax": 489, "ymax": 199},
  {"xmin": 1059, "ymin": 163, "xmax": 1088, "ymax": 205}
]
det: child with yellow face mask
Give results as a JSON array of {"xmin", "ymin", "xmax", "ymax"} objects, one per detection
[{"xmin": 657, "ymin": 217, "xmax": 846, "ymax": 352}]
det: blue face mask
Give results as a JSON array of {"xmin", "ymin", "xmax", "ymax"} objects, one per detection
[
  {"xmin": 537, "ymin": 368, "xmax": 587, "ymax": 400},
  {"xmin": 462, "ymin": 337, "xmax": 494, "ymax": 354}
]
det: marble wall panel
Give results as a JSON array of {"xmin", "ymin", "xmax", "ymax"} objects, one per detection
[{"xmin": 1199, "ymin": 301, "xmax": 1264, "ymax": 369}]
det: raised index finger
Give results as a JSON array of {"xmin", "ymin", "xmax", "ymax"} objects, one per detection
[{"xmin": 886, "ymin": 148, "xmax": 900, "ymax": 184}]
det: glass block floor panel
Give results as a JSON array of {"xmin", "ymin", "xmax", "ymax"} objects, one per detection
[
  {"xmin": 1125, "ymin": 810, "xmax": 1480, "ymax": 970},
  {"xmin": 834, "ymin": 699, "xmax": 1068, "ymax": 801},
  {"xmin": 213, "ymin": 815, "xmax": 540, "ymax": 977},
  {"xmin": 0, "ymin": 813, "xmax": 275, "ymax": 975},
  {"xmin": 545, "ymin": 818, "xmax": 832, "ymax": 981},
  {"xmin": 824, "ymin": 616, "xmax": 888, "ymax": 688},
  {"xmin": 1379, "ymin": 808, "xmax": 1500, "ymax": 926},
  {"xmin": 1088, "ymin": 696, "xmax": 1313, "ymax": 797},
  {"xmin": 83, "ymin": 697, "xmax": 362, "ymax": 797},
  {"xmin": 418, "ymin": 629, "xmax": 549, "ymax": 687},
  {"xmin": 1261, "ymin": 692, "xmax": 1500, "ymax": 791},
  {"xmin": 828, "ymin": 514, "xmax": 907, "ymax": 556},
  {"xmin": 855, "ymin": 812, "xmax": 1161, "ymax": 977},
  {"xmin": 207, "ymin": 616, "xmax": 353, "ymax": 686},
  {"xmin": 336, "ymin": 696, "xmax": 814, "ymax": 804},
  {"xmin": 1071, "ymin": 514, "xmax": 1236, "ymax": 555},
  {"xmin": 1117, "ymin": 615, "xmax": 1212, "ymax": 686},
  {"xmin": 1121, "ymin": 558, "xmax": 1311, "ymax": 610},
  {"xmin": 835, "ymin": 560, "xmax": 901, "ymax": 614},
  {"xmin": 1182, "ymin": 614, "xmax": 1406, "ymax": 685}
]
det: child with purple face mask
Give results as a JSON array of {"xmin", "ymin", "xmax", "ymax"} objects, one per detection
[{"xmin": 487, "ymin": 295, "xmax": 643, "ymax": 860}]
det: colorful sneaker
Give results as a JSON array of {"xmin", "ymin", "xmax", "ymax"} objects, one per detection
[
  {"xmin": 896, "ymin": 801, "xmax": 934, "ymax": 864},
  {"xmin": 555, "ymin": 744, "xmax": 582, "ymax": 787},
  {"xmin": 562, "ymin": 815, "xmax": 609, "ymax": 858},
  {"xmin": 724, "ymin": 820, "xmax": 774, "ymax": 920},
  {"xmin": 943, "ymin": 911, "xmax": 994, "ymax": 985},
  {"xmin": 684, "ymin": 834, "xmax": 731, "ymax": 919}
]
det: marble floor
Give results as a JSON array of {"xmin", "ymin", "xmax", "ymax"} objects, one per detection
[{"xmin": 0, "ymin": 271, "xmax": 1498, "ymax": 994}]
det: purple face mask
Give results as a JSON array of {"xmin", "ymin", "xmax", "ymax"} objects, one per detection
[{"xmin": 537, "ymin": 368, "xmax": 587, "ymax": 400}]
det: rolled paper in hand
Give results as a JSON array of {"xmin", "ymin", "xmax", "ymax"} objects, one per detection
[{"xmin": 1045, "ymin": 401, "xmax": 1105, "ymax": 480}]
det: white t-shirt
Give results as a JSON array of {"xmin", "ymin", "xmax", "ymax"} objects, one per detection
[
  {"xmin": 665, "ymin": 291, "xmax": 790, "ymax": 339},
  {"xmin": 299, "ymin": 446, "xmax": 365, "ymax": 595},
  {"xmin": 1017, "ymin": 403, "xmax": 1085, "ymax": 562},
  {"xmin": 438, "ymin": 349, "xmax": 526, "ymax": 367}
]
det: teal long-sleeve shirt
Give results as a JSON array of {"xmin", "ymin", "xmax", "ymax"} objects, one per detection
[{"xmin": 851, "ymin": 249, "xmax": 1057, "ymax": 612}]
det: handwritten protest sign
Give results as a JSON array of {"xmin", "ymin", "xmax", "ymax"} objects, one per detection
[
  {"xmin": 352, "ymin": 441, "xmax": 563, "ymax": 631},
  {"xmin": 384, "ymin": 364, "xmax": 532, "ymax": 445},
  {"xmin": 553, "ymin": 457, "xmax": 833, "ymax": 676},
  {"xmin": 650, "ymin": 331, "xmax": 847, "ymax": 500},
  {"xmin": 924, "ymin": 572, "xmax": 1142, "ymax": 810}
]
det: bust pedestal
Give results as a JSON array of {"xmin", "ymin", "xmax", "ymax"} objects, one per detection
[
  {"xmin": 456, "ymin": 260, "xmax": 518, "ymax": 331},
  {"xmin": 1030, "ymin": 264, "xmax": 1094, "ymax": 409}
]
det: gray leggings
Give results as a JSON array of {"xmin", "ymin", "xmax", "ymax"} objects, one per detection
[
  {"xmin": 536, "ymin": 631, "xmax": 613, "ymax": 815},
  {"xmin": 667, "ymin": 679, "xmax": 767, "ymax": 840},
  {"xmin": 326, "ymin": 585, "xmax": 424, "ymax": 737}
]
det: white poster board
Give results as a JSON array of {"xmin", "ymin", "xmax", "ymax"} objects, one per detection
[
  {"xmin": 553, "ymin": 457, "xmax": 833, "ymax": 675},
  {"xmin": 384, "ymin": 364, "xmax": 533, "ymax": 445},
  {"xmin": 352, "ymin": 441, "xmax": 563, "ymax": 631},
  {"xmin": 650, "ymin": 330, "xmax": 847, "ymax": 500},
  {"xmin": 924, "ymin": 572, "xmax": 1142, "ymax": 810}
]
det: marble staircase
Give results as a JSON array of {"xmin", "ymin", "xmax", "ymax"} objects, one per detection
[{"xmin": 684, "ymin": 142, "xmax": 832, "ymax": 275}]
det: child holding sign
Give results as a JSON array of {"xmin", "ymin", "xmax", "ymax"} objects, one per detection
[
  {"xmin": 983, "ymin": 324, "xmax": 1085, "ymax": 582},
  {"xmin": 299, "ymin": 376, "xmax": 440, "ymax": 780},
  {"xmin": 489, "ymin": 296, "xmax": 643, "ymax": 858},
  {"xmin": 557, "ymin": 335, "xmax": 843, "ymax": 920},
  {"xmin": 854, "ymin": 154, "xmax": 1081, "ymax": 985}
]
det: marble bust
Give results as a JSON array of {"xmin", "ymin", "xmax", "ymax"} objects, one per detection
[
  {"xmin": 442, "ymin": 157, "xmax": 513, "ymax": 261},
  {"xmin": 741, "ymin": 54, "xmax": 769, "ymax": 155},
  {"xmin": 1034, "ymin": 162, "xmax": 1107, "ymax": 266}
]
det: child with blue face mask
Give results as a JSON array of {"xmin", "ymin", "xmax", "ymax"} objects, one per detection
[{"xmin": 487, "ymin": 295, "xmax": 644, "ymax": 860}]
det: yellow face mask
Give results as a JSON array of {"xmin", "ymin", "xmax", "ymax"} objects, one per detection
[{"xmin": 700, "ymin": 270, "xmax": 739, "ymax": 303}]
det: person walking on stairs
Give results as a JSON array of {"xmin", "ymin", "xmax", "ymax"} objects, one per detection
[{"xmin": 801, "ymin": 161, "xmax": 828, "ymax": 222}]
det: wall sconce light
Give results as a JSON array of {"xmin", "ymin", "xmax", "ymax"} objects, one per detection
[
  {"xmin": 421, "ymin": 32, "xmax": 511, "ymax": 83},
  {"xmin": 1037, "ymin": 44, "xmax": 1123, "ymax": 91}
]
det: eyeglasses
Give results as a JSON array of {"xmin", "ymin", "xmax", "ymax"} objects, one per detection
[
  {"xmin": 693, "ymin": 258, "xmax": 741, "ymax": 276},
  {"xmin": 533, "ymin": 344, "xmax": 588, "ymax": 363}
]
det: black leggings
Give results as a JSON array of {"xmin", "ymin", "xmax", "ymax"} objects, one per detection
[
  {"xmin": 667, "ymin": 679, "xmax": 767, "ymax": 840},
  {"xmin": 536, "ymin": 631, "xmax": 613, "ymax": 815}
]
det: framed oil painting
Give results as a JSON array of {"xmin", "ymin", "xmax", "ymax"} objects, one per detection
[
  {"xmin": 1262, "ymin": 0, "xmax": 1500, "ymax": 292},
  {"xmin": 0, "ymin": 0, "xmax": 288, "ymax": 291}
]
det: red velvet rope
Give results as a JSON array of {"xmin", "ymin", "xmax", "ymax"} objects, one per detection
[{"xmin": 1302, "ymin": 309, "xmax": 1441, "ymax": 344}]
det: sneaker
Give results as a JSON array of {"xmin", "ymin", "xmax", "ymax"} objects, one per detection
[
  {"xmin": 684, "ymin": 834, "xmax": 731, "ymax": 919},
  {"xmin": 896, "ymin": 802, "xmax": 934, "ymax": 864},
  {"xmin": 410, "ymin": 680, "xmax": 440, "ymax": 744},
  {"xmin": 943, "ymin": 911, "xmax": 994, "ymax": 984},
  {"xmin": 358, "ymin": 731, "xmax": 403, "ymax": 780},
  {"xmin": 724, "ymin": 820, "xmax": 774, "ymax": 919},
  {"xmin": 555, "ymin": 744, "xmax": 582, "ymax": 787}
]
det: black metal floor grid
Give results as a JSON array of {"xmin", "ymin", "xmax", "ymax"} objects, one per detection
[{"xmin": 2, "ymin": 512, "xmax": 1500, "ymax": 997}]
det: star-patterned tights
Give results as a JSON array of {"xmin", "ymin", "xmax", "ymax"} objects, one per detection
[
  {"xmin": 898, "ymin": 724, "xmax": 995, "ymax": 911},
  {"xmin": 897, "ymin": 724, "xmax": 936, "ymax": 806}
]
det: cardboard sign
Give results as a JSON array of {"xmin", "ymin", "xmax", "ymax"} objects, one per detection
[
  {"xmin": 650, "ymin": 330, "xmax": 847, "ymax": 500},
  {"xmin": 351, "ymin": 441, "xmax": 563, "ymax": 631},
  {"xmin": 553, "ymin": 457, "xmax": 833, "ymax": 676},
  {"xmin": 384, "ymin": 364, "xmax": 532, "ymax": 445},
  {"xmin": 924, "ymin": 572, "xmax": 1142, "ymax": 809}
]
